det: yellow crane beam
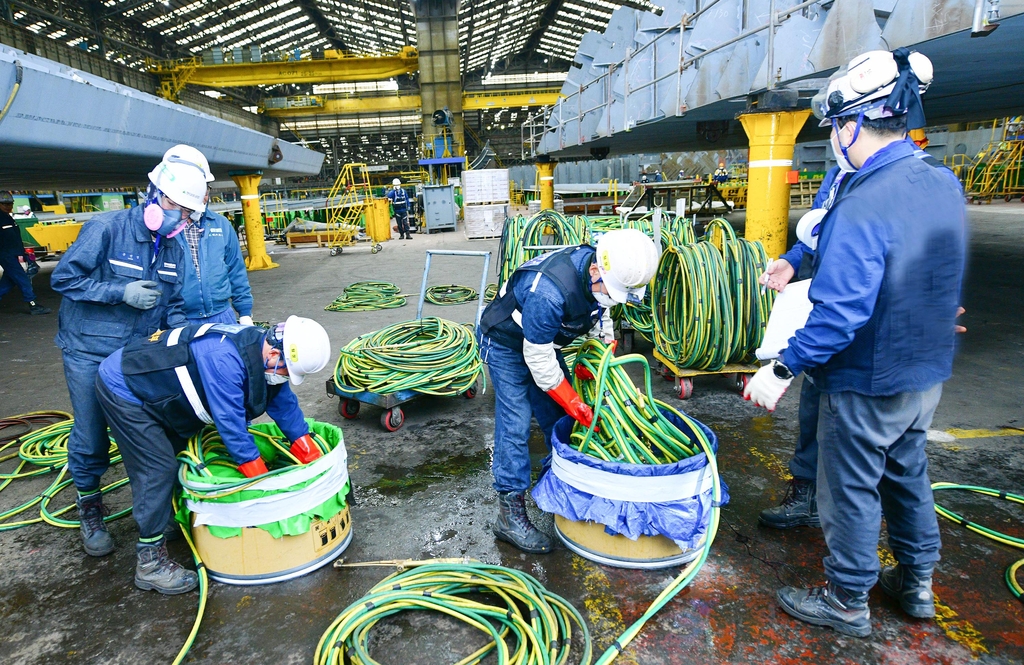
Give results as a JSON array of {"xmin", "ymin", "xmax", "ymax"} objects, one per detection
[
  {"xmin": 148, "ymin": 47, "xmax": 418, "ymax": 99},
  {"xmin": 259, "ymin": 88, "xmax": 563, "ymax": 117}
]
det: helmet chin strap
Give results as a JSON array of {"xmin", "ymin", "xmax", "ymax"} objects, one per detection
[{"xmin": 833, "ymin": 113, "xmax": 865, "ymax": 167}]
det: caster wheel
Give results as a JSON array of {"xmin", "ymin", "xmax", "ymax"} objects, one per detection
[
  {"xmin": 662, "ymin": 367, "xmax": 674, "ymax": 381},
  {"xmin": 371, "ymin": 246, "xmax": 379, "ymax": 254},
  {"xmin": 381, "ymin": 407, "xmax": 405, "ymax": 432},
  {"xmin": 329, "ymin": 248, "xmax": 337, "ymax": 256},
  {"xmin": 375, "ymin": 244, "xmax": 382, "ymax": 253},
  {"xmin": 677, "ymin": 378, "xmax": 693, "ymax": 400},
  {"xmin": 339, "ymin": 398, "xmax": 360, "ymax": 419},
  {"xmin": 464, "ymin": 386, "xmax": 478, "ymax": 399},
  {"xmin": 734, "ymin": 373, "xmax": 750, "ymax": 394}
]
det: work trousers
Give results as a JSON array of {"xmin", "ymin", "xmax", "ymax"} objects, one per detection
[
  {"xmin": 186, "ymin": 308, "xmax": 236, "ymax": 325},
  {"xmin": 789, "ymin": 376, "xmax": 821, "ymax": 482},
  {"xmin": 816, "ymin": 384, "xmax": 943, "ymax": 592},
  {"xmin": 394, "ymin": 207, "xmax": 411, "ymax": 236},
  {"xmin": 95, "ymin": 375, "xmax": 184, "ymax": 539},
  {"xmin": 0, "ymin": 253, "xmax": 35, "ymax": 302},
  {"xmin": 62, "ymin": 350, "xmax": 114, "ymax": 492},
  {"xmin": 479, "ymin": 334, "xmax": 568, "ymax": 494}
]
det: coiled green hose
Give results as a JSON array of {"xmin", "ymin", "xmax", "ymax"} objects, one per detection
[
  {"xmin": 326, "ymin": 281, "xmax": 406, "ymax": 312},
  {"xmin": 315, "ymin": 559, "xmax": 592, "ymax": 665},
  {"xmin": 484, "ymin": 283, "xmax": 499, "ymax": 302},
  {"xmin": 334, "ymin": 317, "xmax": 483, "ymax": 396},
  {"xmin": 569, "ymin": 340, "xmax": 704, "ymax": 464},
  {"xmin": 425, "ymin": 284, "xmax": 478, "ymax": 305},
  {"xmin": 498, "ymin": 210, "xmax": 587, "ymax": 285}
]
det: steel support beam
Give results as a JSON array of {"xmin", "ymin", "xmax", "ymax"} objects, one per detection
[
  {"xmin": 260, "ymin": 88, "xmax": 561, "ymax": 117},
  {"xmin": 231, "ymin": 172, "xmax": 278, "ymax": 272},
  {"xmin": 411, "ymin": 0, "xmax": 463, "ymax": 156}
]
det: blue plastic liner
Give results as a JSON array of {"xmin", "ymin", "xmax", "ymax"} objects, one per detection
[{"xmin": 532, "ymin": 410, "xmax": 729, "ymax": 551}]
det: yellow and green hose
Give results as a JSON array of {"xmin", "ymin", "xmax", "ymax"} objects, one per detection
[
  {"xmin": 326, "ymin": 281, "xmax": 406, "ymax": 312},
  {"xmin": 425, "ymin": 284, "xmax": 478, "ymax": 305},
  {"xmin": 931, "ymin": 482, "xmax": 1024, "ymax": 602},
  {"xmin": 334, "ymin": 317, "xmax": 483, "ymax": 396}
]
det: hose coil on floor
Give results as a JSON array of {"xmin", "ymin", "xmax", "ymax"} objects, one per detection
[
  {"xmin": 334, "ymin": 317, "xmax": 483, "ymax": 396},
  {"xmin": 315, "ymin": 559, "xmax": 592, "ymax": 665},
  {"xmin": 425, "ymin": 284, "xmax": 478, "ymax": 305},
  {"xmin": 326, "ymin": 281, "xmax": 406, "ymax": 312}
]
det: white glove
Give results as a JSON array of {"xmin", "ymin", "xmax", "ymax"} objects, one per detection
[
  {"xmin": 239, "ymin": 315, "xmax": 254, "ymax": 326},
  {"xmin": 743, "ymin": 360, "xmax": 793, "ymax": 411}
]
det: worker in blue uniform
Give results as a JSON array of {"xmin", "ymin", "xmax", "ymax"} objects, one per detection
[
  {"xmin": 387, "ymin": 178, "xmax": 413, "ymax": 240},
  {"xmin": 0, "ymin": 192, "xmax": 50, "ymax": 315},
  {"xmin": 758, "ymin": 141, "xmax": 964, "ymax": 531},
  {"xmin": 94, "ymin": 316, "xmax": 332, "ymax": 594},
  {"xmin": 161, "ymin": 145, "xmax": 256, "ymax": 326},
  {"xmin": 744, "ymin": 48, "xmax": 967, "ymax": 636},
  {"xmin": 51, "ymin": 149, "xmax": 206, "ymax": 558},
  {"xmin": 478, "ymin": 229, "xmax": 659, "ymax": 553}
]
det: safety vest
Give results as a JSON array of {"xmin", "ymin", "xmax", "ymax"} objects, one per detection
[
  {"xmin": 480, "ymin": 246, "xmax": 599, "ymax": 350},
  {"xmin": 121, "ymin": 323, "xmax": 270, "ymax": 439}
]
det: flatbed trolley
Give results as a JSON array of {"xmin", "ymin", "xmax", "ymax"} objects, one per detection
[
  {"xmin": 326, "ymin": 249, "xmax": 492, "ymax": 431},
  {"xmin": 653, "ymin": 348, "xmax": 758, "ymax": 400}
]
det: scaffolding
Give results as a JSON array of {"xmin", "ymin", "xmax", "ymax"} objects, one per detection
[
  {"xmin": 964, "ymin": 117, "xmax": 1024, "ymax": 204},
  {"xmin": 325, "ymin": 163, "xmax": 372, "ymax": 253}
]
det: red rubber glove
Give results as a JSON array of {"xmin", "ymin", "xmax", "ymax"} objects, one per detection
[
  {"xmin": 547, "ymin": 378, "xmax": 594, "ymax": 428},
  {"xmin": 574, "ymin": 364, "xmax": 595, "ymax": 381},
  {"xmin": 238, "ymin": 457, "xmax": 269, "ymax": 478},
  {"xmin": 290, "ymin": 433, "xmax": 322, "ymax": 464}
]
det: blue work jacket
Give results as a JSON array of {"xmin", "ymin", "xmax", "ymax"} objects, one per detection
[
  {"xmin": 51, "ymin": 205, "xmax": 187, "ymax": 360},
  {"xmin": 386, "ymin": 187, "xmax": 410, "ymax": 210},
  {"xmin": 175, "ymin": 211, "xmax": 253, "ymax": 320},
  {"xmin": 781, "ymin": 139, "xmax": 967, "ymax": 396}
]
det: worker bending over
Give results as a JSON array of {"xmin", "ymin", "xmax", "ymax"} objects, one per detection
[
  {"xmin": 743, "ymin": 48, "xmax": 966, "ymax": 636},
  {"xmin": 51, "ymin": 150, "xmax": 202, "ymax": 557},
  {"xmin": 94, "ymin": 316, "xmax": 331, "ymax": 594},
  {"xmin": 478, "ymin": 229, "xmax": 658, "ymax": 553}
]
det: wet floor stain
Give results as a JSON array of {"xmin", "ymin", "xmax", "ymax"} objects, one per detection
[{"xmin": 371, "ymin": 449, "xmax": 491, "ymax": 495}]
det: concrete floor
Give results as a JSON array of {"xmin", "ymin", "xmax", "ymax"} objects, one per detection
[{"xmin": 1, "ymin": 204, "xmax": 1022, "ymax": 664}]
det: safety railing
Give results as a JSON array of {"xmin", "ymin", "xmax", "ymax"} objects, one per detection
[{"xmin": 524, "ymin": 0, "xmax": 823, "ymax": 156}]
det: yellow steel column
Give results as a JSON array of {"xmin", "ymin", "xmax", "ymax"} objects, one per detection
[
  {"xmin": 738, "ymin": 109, "xmax": 811, "ymax": 258},
  {"xmin": 537, "ymin": 160, "xmax": 556, "ymax": 210},
  {"xmin": 909, "ymin": 128, "xmax": 929, "ymax": 149},
  {"xmin": 231, "ymin": 172, "xmax": 278, "ymax": 271}
]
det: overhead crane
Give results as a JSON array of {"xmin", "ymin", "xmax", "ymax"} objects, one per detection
[
  {"xmin": 257, "ymin": 88, "xmax": 563, "ymax": 116},
  {"xmin": 147, "ymin": 47, "xmax": 418, "ymax": 101}
]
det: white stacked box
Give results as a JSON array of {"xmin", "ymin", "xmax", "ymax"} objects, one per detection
[
  {"xmin": 463, "ymin": 169, "xmax": 510, "ymax": 205},
  {"xmin": 464, "ymin": 204, "xmax": 508, "ymax": 239}
]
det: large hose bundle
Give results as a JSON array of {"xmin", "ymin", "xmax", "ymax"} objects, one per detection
[
  {"xmin": 325, "ymin": 281, "xmax": 406, "ymax": 312},
  {"xmin": 498, "ymin": 210, "xmax": 586, "ymax": 285},
  {"xmin": 315, "ymin": 560, "xmax": 592, "ymax": 665},
  {"xmin": 652, "ymin": 219, "xmax": 773, "ymax": 371},
  {"xmin": 569, "ymin": 340, "xmax": 705, "ymax": 464},
  {"xmin": 334, "ymin": 317, "xmax": 483, "ymax": 396}
]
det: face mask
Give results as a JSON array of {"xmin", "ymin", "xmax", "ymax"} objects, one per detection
[
  {"xmin": 593, "ymin": 291, "xmax": 617, "ymax": 308},
  {"xmin": 831, "ymin": 132, "xmax": 857, "ymax": 173},
  {"xmin": 144, "ymin": 193, "xmax": 188, "ymax": 237},
  {"xmin": 265, "ymin": 372, "xmax": 289, "ymax": 385}
]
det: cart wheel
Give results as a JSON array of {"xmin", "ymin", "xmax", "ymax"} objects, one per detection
[
  {"xmin": 374, "ymin": 244, "xmax": 383, "ymax": 253},
  {"xmin": 339, "ymin": 398, "xmax": 360, "ymax": 420},
  {"xmin": 662, "ymin": 366, "xmax": 674, "ymax": 381},
  {"xmin": 371, "ymin": 245, "xmax": 379, "ymax": 254},
  {"xmin": 465, "ymin": 386, "xmax": 478, "ymax": 399},
  {"xmin": 621, "ymin": 330, "xmax": 634, "ymax": 355},
  {"xmin": 734, "ymin": 373, "xmax": 750, "ymax": 394},
  {"xmin": 677, "ymin": 378, "xmax": 693, "ymax": 400},
  {"xmin": 381, "ymin": 407, "xmax": 405, "ymax": 432}
]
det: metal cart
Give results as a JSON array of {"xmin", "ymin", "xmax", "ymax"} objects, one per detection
[
  {"xmin": 653, "ymin": 349, "xmax": 759, "ymax": 400},
  {"xmin": 326, "ymin": 249, "xmax": 492, "ymax": 431}
]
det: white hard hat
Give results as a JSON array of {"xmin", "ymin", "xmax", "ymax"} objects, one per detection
[
  {"xmin": 392, "ymin": 178, "xmax": 401, "ymax": 186},
  {"xmin": 796, "ymin": 208, "xmax": 827, "ymax": 250},
  {"xmin": 279, "ymin": 315, "xmax": 332, "ymax": 386},
  {"xmin": 163, "ymin": 144, "xmax": 215, "ymax": 182},
  {"xmin": 595, "ymin": 229, "xmax": 659, "ymax": 304},
  {"xmin": 813, "ymin": 49, "xmax": 932, "ymax": 127},
  {"xmin": 148, "ymin": 148, "xmax": 210, "ymax": 216}
]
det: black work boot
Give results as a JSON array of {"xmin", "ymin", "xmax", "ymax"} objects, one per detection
[
  {"xmin": 777, "ymin": 580, "xmax": 871, "ymax": 637},
  {"xmin": 758, "ymin": 478, "xmax": 820, "ymax": 529},
  {"xmin": 880, "ymin": 564, "xmax": 935, "ymax": 618},
  {"xmin": 28, "ymin": 301, "xmax": 51, "ymax": 315},
  {"xmin": 493, "ymin": 491, "xmax": 552, "ymax": 554},
  {"xmin": 135, "ymin": 539, "xmax": 198, "ymax": 595},
  {"xmin": 76, "ymin": 491, "xmax": 115, "ymax": 557}
]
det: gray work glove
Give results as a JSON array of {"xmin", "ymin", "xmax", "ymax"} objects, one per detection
[{"xmin": 123, "ymin": 280, "xmax": 162, "ymax": 310}]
